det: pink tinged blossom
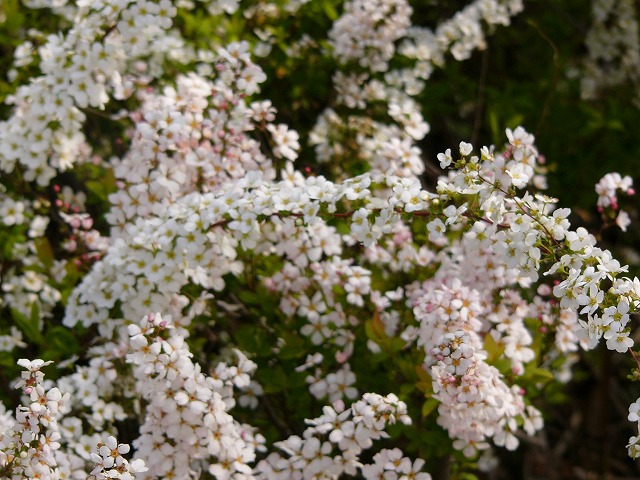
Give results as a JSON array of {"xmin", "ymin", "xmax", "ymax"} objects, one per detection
[{"xmin": 616, "ymin": 210, "xmax": 631, "ymax": 232}]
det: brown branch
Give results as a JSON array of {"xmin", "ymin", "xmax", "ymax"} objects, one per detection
[
  {"xmin": 528, "ymin": 20, "xmax": 560, "ymax": 138},
  {"xmin": 471, "ymin": 46, "xmax": 490, "ymax": 147}
]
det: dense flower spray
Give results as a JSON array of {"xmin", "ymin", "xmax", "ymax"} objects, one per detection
[{"xmin": 1, "ymin": 0, "xmax": 639, "ymax": 479}]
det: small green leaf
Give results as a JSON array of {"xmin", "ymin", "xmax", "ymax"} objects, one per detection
[
  {"xmin": 365, "ymin": 310, "xmax": 387, "ymax": 341},
  {"xmin": 47, "ymin": 326, "xmax": 81, "ymax": 357},
  {"xmin": 456, "ymin": 473, "xmax": 480, "ymax": 480},
  {"xmin": 12, "ymin": 306, "xmax": 44, "ymax": 345},
  {"xmin": 421, "ymin": 398, "xmax": 439, "ymax": 418},
  {"xmin": 483, "ymin": 333, "xmax": 505, "ymax": 363},
  {"xmin": 0, "ymin": 351, "xmax": 16, "ymax": 367},
  {"xmin": 260, "ymin": 366, "xmax": 289, "ymax": 394},
  {"xmin": 278, "ymin": 331, "xmax": 306, "ymax": 359},
  {"xmin": 33, "ymin": 237, "xmax": 54, "ymax": 269},
  {"xmin": 524, "ymin": 366, "xmax": 555, "ymax": 384},
  {"xmin": 322, "ymin": 0, "xmax": 339, "ymax": 20},
  {"xmin": 387, "ymin": 337, "xmax": 406, "ymax": 352}
]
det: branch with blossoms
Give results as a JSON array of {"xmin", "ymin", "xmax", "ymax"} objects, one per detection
[
  {"xmin": 89, "ymin": 436, "xmax": 148, "ymax": 480},
  {"xmin": 254, "ymin": 394, "xmax": 423, "ymax": 479},
  {"xmin": 0, "ymin": 359, "xmax": 151, "ymax": 479},
  {"xmin": 59, "ymin": 124, "xmax": 636, "ymax": 466},
  {"xmin": 2, "ymin": 0, "xmax": 640, "ymax": 478}
]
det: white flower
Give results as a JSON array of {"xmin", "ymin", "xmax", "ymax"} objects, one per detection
[
  {"xmin": 98, "ymin": 435, "xmax": 131, "ymax": 469},
  {"xmin": 616, "ymin": 210, "xmax": 631, "ymax": 232},
  {"xmin": 459, "ymin": 142, "xmax": 473, "ymax": 156},
  {"xmin": 629, "ymin": 399, "xmax": 640, "ymax": 422},
  {"xmin": 437, "ymin": 148, "xmax": 452, "ymax": 168}
]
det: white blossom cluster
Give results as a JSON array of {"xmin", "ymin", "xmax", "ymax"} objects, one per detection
[
  {"xmin": 313, "ymin": 0, "xmax": 523, "ymax": 182},
  {"xmin": 3, "ymin": 0, "xmax": 640, "ymax": 475},
  {"xmin": 0, "ymin": 360, "xmax": 142, "ymax": 480},
  {"xmin": 328, "ymin": 0, "xmax": 413, "ymax": 72},
  {"xmin": 579, "ymin": 0, "xmax": 640, "ymax": 103},
  {"xmin": 308, "ymin": 109, "xmax": 428, "ymax": 178},
  {"xmin": 399, "ymin": 0, "xmax": 524, "ymax": 68},
  {"xmin": 58, "ymin": 121, "xmax": 637, "ymax": 466},
  {"xmin": 255, "ymin": 394, "xmax": 420, "ymax": 479},
  {"xmin": 0, "ymin": 186, "xmax": 62, "ymax": 323},
  {"xmin": 628, "ymin": 398, "xmax": 640, "ymax": 459},
  {"xmin": 412, "ymin": 280, "xmax": 543, "ymax": 456},
  {"xmin": 0, "ymin": 359, "xmax": 68, "ymax": 479},
  {"xmin": 0, "ymin": 0, "xmax": 185, "ymax": 185},
  {"xmin": 107, "ymin": 42, "xmax": 274, "ymax": 237},
  {"xmin": 127, "ymin": 312, "xmax": 262, "ymax": 479},
  {"xmin": 89, "ymin": 435, "xmax": 148, "ymax": 480}
]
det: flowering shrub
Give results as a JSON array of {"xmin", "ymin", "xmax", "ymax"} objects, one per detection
[{"xmin": 0, "ymin": 0, "xmax": 639, "ymax": 479}]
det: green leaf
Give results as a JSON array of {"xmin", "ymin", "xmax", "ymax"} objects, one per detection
[
  {"xmin": 260, "ymin": 365, "xmax": 289, "ymax": 394},
  {"xmin": 34, "ymin": 237, "xmax": 54, "ymax": 269},
  {"xmin": 278, "ymin": 331, "xmax": 306, "ymax": 360},
  {"xmin": 488, "ymin": 109, "xmax": 501, "ymax": 144},
  {"xmin": 47, "ymin": 326, "xmax": 81, "ymax": 357},
  {"xmin": 456, "ymin": 473, "xmax": 480, "ymax": 480},
  {"xmin": 483, "ymin": 333, "xmax": 505, "ymax": 363},
  {"xmin": 364, "ymin": 310, "xmax": 387, "ymax": 341},
  {"xmin": 524, "ymin": 366, "xmax": 555, "ymax": 384},
  {"xmin": 238, "ymin": 290, "xmax": 261, "ymax": 306},
  {"xmin": 387, "ymin": 337, "xmax": 406, "ymax": 352},
  {"xmin": 322, "ymin": 0, "xmax": 339, "ymax": 20},
  {"xmin": 0, "ymin": 351, "xmax": 16, "ymax": 368},
  {"xmin": 12, "ymin": 306, "xmax": 44, "ymax": 345},
  {"xmin": 421, "ymin": 398, "xmax": 439, "ymax": 418}
]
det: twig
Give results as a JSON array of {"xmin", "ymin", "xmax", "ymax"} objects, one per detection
[
  {"xmin": 471, "ymin": 46, "xmax": 490, "ymax": 147},
  {"xmin": 528, "ymin": 20, "xmax": 559, "ymax": 138}
]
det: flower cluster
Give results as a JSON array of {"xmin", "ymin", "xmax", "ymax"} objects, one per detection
[
  {"xmin": 594, "ymin": 172, "xmax": 635, "ymax": 232},
  {"xmin": 127, "ymin": 312, "xmax": 262, "ymax": 479},
  {"xmin": 89, "ymin": 436, "xmax": 148, "ymax": 480},
  {"xmin": 2, "ymin": 0, "xmax": 640, "ymax": 478},
  {"xmin": 411, "ymin": 279, "xmax": 542, "ymax": 456},
  {"xmin": 0, "ymin": 0, "xmax": 183, "ymax": 184},
  {"xmin": 329, "ymin": 0, "xmax": 413, "ymax": 72},
  {"xmin": 0, "ymin": 359, "xmax": 67, "ymax": 479},
  {"xmin": 255, "ymin": 393, "xmax": 417, "ymax": 479},
  {"xmin": 578, "ymin": 0, "xmax": 640, "ymax": 104}
]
